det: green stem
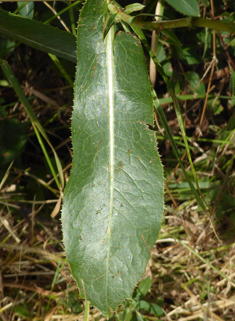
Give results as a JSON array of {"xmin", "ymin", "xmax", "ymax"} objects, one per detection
[
  {"xmin": 108, "ymin": 2, "xmax": 235, "ymax": 34},
  {"xmin": 192, "ymin": 17, "xmax": 235, "ymax": 33},
  {"xmin": 84, "ymin": 300, "xmax": 90, "ymax": 321},
  {"xmin": 147, "ymin": 17, "xmax": 235, "ymax": 33}
]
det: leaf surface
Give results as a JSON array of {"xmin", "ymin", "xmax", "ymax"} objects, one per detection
[
  {"xmin": 17, "ymin": 1, "xmax": 34, "ymax": 19},
  {"xmin": 165, "ymin": 0, "xmax": 199, "ymax": 16},
  {"xmin": 61, "ymin": 0, "xmax": 164, "ymax": 316},
  {"xmin": 0, "ymin": 9, "xmax": 76, "ymax": 62}
]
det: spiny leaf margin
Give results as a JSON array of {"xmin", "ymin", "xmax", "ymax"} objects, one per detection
[{"xmin": 61, "ymin": 0, "xmax": 164, "ymax": 316}]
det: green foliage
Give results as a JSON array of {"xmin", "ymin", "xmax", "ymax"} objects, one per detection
[
  {"xmin": 1, "ymin": 0, "xmax": 235, "ymax": 319},
  {"xmin": 17, "ymin": 1, "xmax": 34, "ymax": 19},
  {"xmin": 107, "ymin": 277, "xmax": 163, "ymax": 320},
  {"xmin": 124, "ymin": 3, "xmax": 145, "ymax": 14},
  {"xmin": 14, "ymin": 305, "xmax": 31, "ymax": 318},
  {"xmin": 0, "ymin": 8, "xmax": 76, "ymax": 62},
  {"xmin": 185, "ymin": 71, "xmax": 205, "ymax": 95},
  {"xmin": 165, "ymin": 0, "xmax": 199, "ymax": 16},
  {"xmin": 61, "ymin": 0, "xmax": 164, "ymax": 316}
]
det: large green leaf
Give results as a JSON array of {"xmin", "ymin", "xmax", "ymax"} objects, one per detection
[
  {"xmin": 0, "ymin": 8, "xmax": 76, "ymax": 62},
  {"xmin": 61, "ymin": 0, "xmax": 164, "ymax": 316},
  {"xmin": 165, "ymin": 0, "xmax": 199, "ymax": 16}
]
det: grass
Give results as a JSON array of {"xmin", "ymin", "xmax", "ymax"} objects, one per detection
[
  {"xmin": 1, "ymin": 166, "xmax": 235, "ymax": 320},
  {"xmin": 1, "ymin": 0, "xmax": 235, "ymax": 320}
]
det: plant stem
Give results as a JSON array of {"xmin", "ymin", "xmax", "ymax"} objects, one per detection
[
  {"xmin": 192, "ymin": 17, "xmax": 235, "ymax": 33},
  {"xmin": 84, "ymin": 300, "xmax": 90, "ymax": 321},
  {"xmin": 108, "ymin": 2, "xmax": 235, "ymax": 34}
]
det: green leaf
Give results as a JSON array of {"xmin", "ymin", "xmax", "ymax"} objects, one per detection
[
  {"xmin": 134, "ymin": 300, "xmax": 164, "ymax": 317},
  {"xmin": 61, "ymin": 0, "xmax": 164, "ymax": 317},
  {"xmin": 17, "ymin": 1, "xmax": 34, "ymax": 19},
  {"xmin": 161, "ymin": 30, "xmax": 182, "ymax": 46},
  {"xmin": 156, "ymin": 42, "xmax": 166, "ymax": 63},
  {"xmin": 173, "ymin": 46, "xmax": 200, "ymax": 64},
  {"xmin": 124, "ymin": 3, "xmax": 145, "ymax": 15},
  {"xmin": 230, "ymin": 67, "xmax": 235, "ymax": 92},
  {"xmin": 133, "ymin": 276, "xmax": 152, "ymax": 300},
  {"xmin": 199, "ymin": 0, "xmax": 210, "ymax": 6},
  {"xmin": 165, "ymin": 0, "xmax": 199, "ymax": 16},
  {"xmin": 14, "ymin": 305, "xmax": 31, "ymax": 318},
  {"xmin": 0, "ymin": 9, "xmax": 76, "ymax": 62},
  {"xmin": 103, "ymin": 13, "xmax": 118, "ymax": 40},
  {"xmin": 229, "ymin": 67, "xmax": 235, "ymax": 109},
  {"xmin": 230, "ymin": 38, "xmax": 235, "ymax": 49},
  {"xmin": 185, "ymin": 71, "xmax": 205, "ymax": 95},
  {"xmin": 68, "ymin": 292, "xmax": 83, "ymax": 313},
  {"xmin": 0, "ymin": 36, "xmax": 16, "ymax": 58},
  {"xmin": 207, "ymin": 98, "xmax": 223, "ymax": 115}
]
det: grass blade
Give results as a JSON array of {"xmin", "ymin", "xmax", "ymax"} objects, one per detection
[{"xmin": 0, "ymin": 59, "xmax": 63, "ymax": 191}]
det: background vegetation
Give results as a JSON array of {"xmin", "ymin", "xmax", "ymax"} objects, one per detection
[{"xmin": 0, "ymin": 0, "xmax": 235, "ymax": 320}]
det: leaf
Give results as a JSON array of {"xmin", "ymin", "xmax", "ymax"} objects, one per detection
[
  {"xmin": 173, "ymin": 46, "xmax": 200, "ymax": 64},
  {"xmin": 14, "ymin": 305, "xmax": 31, "ymax": 318},
  {"xmin": 0, "ymin": 9, "xmax": 76, "ymax": 62},
  {"xmin": 165, "ymin": 0, "xmax": 199, "ymax": 17},
  {"xmin": 199, "ymin": 0, "xmax": 210, "ymax": 6},
  {"xmin": 229, "ymin": 67, "xmax": 235, "ymax": 109},
  {"xmin": 61, "ymin": 0, "xmax": 164, "ymax": 317},
  {"xmin": 230, "ymin": 38, "xmax": 235, "ymax": 49},
  {"xmin": 185, "ymin": 71, "xmax": 205, "ymax": 95},
  {"xmin": 103, "ymin": 13, "xmax": 118, "ymax": 40},
  {"xmin": 124, "ymin": 3, "xmax": 145, "ymax": 14},
  {"xmin": 161, "ymin": 30, "xmax": 182, "ymax": 46},
  {"xmin": 0, "ymin": 36, "xmax": 16, "ymax": 58},
  {"xmin": 17, "ymin": 1, "xmax": 34, "ymax": 19},
  {"xmin": 134, "ymin": 300, "xmax": 164, "ymax": 317},
  {"xmin": 133, "ymin": 276, "xmax": 152, "ymax": 300}
]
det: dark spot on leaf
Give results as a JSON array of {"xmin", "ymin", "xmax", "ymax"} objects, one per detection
[
  {"xmin": 97, "ymin": 140, "xmax": 103, "ymax": 148},
  {"xmin": 93, "ymin": 56, "xmax": 98, "ymax": 78}
]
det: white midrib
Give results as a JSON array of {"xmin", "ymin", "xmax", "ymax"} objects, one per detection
[{"xmin": 105, "ymin": 25, "xmax": 114, "ymax": 308}]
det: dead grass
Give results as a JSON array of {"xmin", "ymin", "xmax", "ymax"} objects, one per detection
[{"xmin": 1, "ymin": 183, "xmax": 235, "ymax": 320}]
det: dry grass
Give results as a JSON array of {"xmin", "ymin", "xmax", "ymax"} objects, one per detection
[{"xmin": 1, "ymin": 182, "xmax": 235, "ymax": 320}]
